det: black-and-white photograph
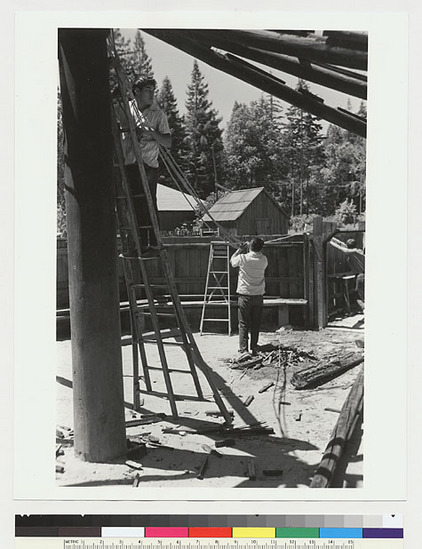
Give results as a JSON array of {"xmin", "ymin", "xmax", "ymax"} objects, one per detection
[{"xmin": 54, "ymin": 27, "xmax": 368, "ymax": 489}]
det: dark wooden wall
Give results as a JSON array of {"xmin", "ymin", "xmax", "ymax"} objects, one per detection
[
  {"xmin": 57, "ymin": 236, "xmax": 305, "ymax": 309},
  {"xmin": 158, "ymin": 210, "xmax": 196, "ymax": 232},
  {"xmin": 213, "ymin": 193, "xmax": 289, "ymax": 236},
  {"xmin": 238, "ymin": 193, "xmax": 289, "ymax": 235}
]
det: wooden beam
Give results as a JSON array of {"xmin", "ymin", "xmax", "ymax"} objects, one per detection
[
  {"xmin": 311, "ymin": 367, "xmax": 364, "ymax": 487},
  {"xmin": 291, "ymin": 353, "xmax": 364, "ymax": 389},
  {"xmin": 312, "ymin": 216, "xmax": 326, "ymax": 329},
  {"xmin": 176, "ymin": 30, "xmax": 367, "ymax": 99},
  {"xmin": 187, "ymin": 29, "xmax": 368, "ymax": 70},
  {"xmin": 58, "ymin": 29, "xmax": 127, "ymax": 462},
  {"xmin": 144, "ymin": 30, "xmax": 366, "ymax": 138}
]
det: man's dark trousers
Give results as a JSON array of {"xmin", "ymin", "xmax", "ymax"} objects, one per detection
[
  {"xmin": 238, "ymin": 294, "xmax": 263, "ymax": 352},
  {"xmin": 125, "ymin": 162, "xmax": 159, "ymax": 248}
]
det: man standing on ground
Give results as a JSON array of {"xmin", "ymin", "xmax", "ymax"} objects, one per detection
[
  {"xmin": 230, "ymin": 238, "xmax": 268, "ymax": 357},
  {"xmin": 116, "ymin": 75, "xmax": 171, "ymax": 256},
  {"xmin": 329, "ymin": 237, "xmax": 365, "ymax": 310}
]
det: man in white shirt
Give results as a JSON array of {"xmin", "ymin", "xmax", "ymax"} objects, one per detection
[
  {"xmin": 230, "ymin": 238, "xmax": 268, "ymax": 356},
  {"xmin": 115, "ymin": 75, "xmax": 171, "ymax": 256}
]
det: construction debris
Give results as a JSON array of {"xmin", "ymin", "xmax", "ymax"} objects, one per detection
[
  {"xmin": 226, "ymin": 343, "xmax": 318, "ymax": 370},
  {"xmin": 263, "ymin": 469, "xmax": 283, "ymax": 477},
  {"xmin": 197, "ymin": 456, "xmax": 209, "ymax": 480},
  {"xmin": 125, "ymin": 413, "xmax": 167, "ymax": 427},
  {"xmin": 247, "ymin": 459, "xmax": 256, "ymax": 480},
  {"xmin": 215, "ymin": 438, "xmax": 236, "ymax": 448},
  {"xmin": 311, "ymin": 367, "xmax": 364, "ymax": 488},
  {"xmin": 125, "ymin": 460, "xmax": 143, "ymax": 470},
  {"xmin": 243, "ymin": 395, "xmax": 254, "ymax": 406},
  {"xmin": 201, "ymin": 443, "xmax": 223, "ymax": 458},
  {"xmin": 291, "ymin": 352, "xmax": 364, "ymax": 389},
  {"xmin": 259, "ymin": 381, "xmax": 274, "ymax": 393}
]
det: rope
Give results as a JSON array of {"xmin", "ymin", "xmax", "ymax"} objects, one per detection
[
  {"xmin": 158, "ymin": 146, "xmax": 242, "ymax": 248},
  {"xmin": 108, "ymin": 30, "xmax": 243, "ymax": 250}
]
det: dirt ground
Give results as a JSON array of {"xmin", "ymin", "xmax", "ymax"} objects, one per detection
[{"xmin": 56, "ymin": 316, "xmax": 364, "ymax": 489}]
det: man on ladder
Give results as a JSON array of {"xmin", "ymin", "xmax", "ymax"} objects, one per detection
[
  {"xmin": 115, "ymin": 75, "xmax": 171, "ymax": 256},
  {"xmin": 230, "ymin": 238, "xmax": 268, "ymax": 358}
]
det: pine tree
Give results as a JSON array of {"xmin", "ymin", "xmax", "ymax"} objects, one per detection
[
  {"xmin": 183, "ymin": 60, "xmax": 224, "ymax": 199},
  {"xmin": 156, "ymin": 75, "xmax": 189, "ymax": 188},
  {"xmin": 111, "ymin": 29, "xmax": 154, "ymax": 87},
  {"xmin": 112, "ymin": 29, "xmax": 138, "ymax": 83},
  {"xmin": 132, "ymin": 30, "xmax": 154, "ymax": 78},
  {"xmin": 322, "ymin": 100, "xmax": 367, "ymax": 215},
  {"xmin": 224, "ymin": 95, "xmax": 286, "ymax": 193},
  {"xmin": 282, "ymin": 80, "xmax": 325, "ymax": 216}
]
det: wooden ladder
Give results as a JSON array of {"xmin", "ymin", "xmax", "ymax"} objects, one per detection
[
  {"xmin": 109, "ymin": 42, "xmax": 232, "ymax": 422},
  {"xmin": 200, "ymin": 241, "xmax": 233, "ymax": 336}
]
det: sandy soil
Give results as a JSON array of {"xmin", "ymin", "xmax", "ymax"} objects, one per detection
[{"xmin": 56, "ymin": 319, "xmax": 364, "ymax": 489}]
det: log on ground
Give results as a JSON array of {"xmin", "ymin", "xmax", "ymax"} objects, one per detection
[
  {"xmin": 291, "ymin": 352, "xmax": 363, "ymax": 389},
  {"xmin": 310, "ymin": 366, "xmax": 363, "ymax": 488}
]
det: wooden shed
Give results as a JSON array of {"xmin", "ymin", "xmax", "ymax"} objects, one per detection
[
  {"xmin": 157, "ymin": 183, "xmax": 197, "ymax": 232},
  {"xmin": 202, "ymin": 187, "xmax": 289, "ymax": 236}
]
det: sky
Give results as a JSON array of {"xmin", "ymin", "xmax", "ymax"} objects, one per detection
[{"xmin": 122, "ymin": 28, "xmax": 364, "ymax": 132}]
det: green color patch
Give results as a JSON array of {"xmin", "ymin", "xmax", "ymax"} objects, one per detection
[{"xmin": 276, "ymin": 528, "xmax": 320, "ymax": 538}]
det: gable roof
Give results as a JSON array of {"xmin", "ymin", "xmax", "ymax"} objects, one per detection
[
  {"xmin": 157, "ymin": 183, "xmax": 197, "ymax": 212},
  {"xmin": 203, "ymin": 187, "xmax": 290, "ymax": 222},
  {"xmin": 202, "ymin": 187, "xmax": 265, "ymax": 222}
]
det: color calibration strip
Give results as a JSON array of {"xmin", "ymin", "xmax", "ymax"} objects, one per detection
[
  {"xmin": 15, "ymin": 515, "xmax": 403, "ymax": 538},
  {"xmin": 16, "ymin": 527, "xmax": 404, "ymax": 539}
]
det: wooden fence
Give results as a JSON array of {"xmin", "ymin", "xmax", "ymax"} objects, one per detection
[
  {"xmin": 57, "ymin": 235, "xmax": 306, "ymax": 307},
  {"xmin": 57, "ymin": 220, "xmax": 365, "ymax": 329}
]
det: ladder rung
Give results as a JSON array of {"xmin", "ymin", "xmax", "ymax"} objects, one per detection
[
  {"xmin": 207, "ymin": 286, "xmax": 229, "ymax": 289},
  {"xmin": 202, "ymin": 318, "xmax": 230, "ymax": 322},
  {"xmin": 131, "ymin": 283, "xmax": 168, "ymax": 288},
  {"xmin": 210, "ymin": 271, "xmax": 228, "ymax": 274},
  {"xmin": 145, "ymin": 366, "xmax": 196, "ymax": 374},
  {"xmin": 138, "ymin": 225, "xmax": 154, "ymax": 229},
  {"xmin": 213, "ymin": 255, "xmax": 228, "ymax": 258},
  {"xmin": 143, "ymin": 339, "xmax": 185, "ymax": 347},
  {"xmin": 116, "ymin": 193, "xmax": 145, "ymax": 199},
  {"xmin": 137, "ymin": 312, "xmax": 176, "ymax": 317}
]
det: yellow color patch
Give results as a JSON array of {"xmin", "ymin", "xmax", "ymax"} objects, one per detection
[{"xmin": 232, "ymin": 528, "xmax": 276, "ymax": 538}]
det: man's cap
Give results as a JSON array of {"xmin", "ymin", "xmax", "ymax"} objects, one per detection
[
  {"xmin": 132, "ymin": 75, "xmax": 156, "ymax": 93},
  {"xmin": 346, "ymin": 238, "xmax": 356, "ymax": 248}
]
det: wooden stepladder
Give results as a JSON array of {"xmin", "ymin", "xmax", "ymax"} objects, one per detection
[
  {"xmin": 200, "ymin": 241, "xmax": 233, "ymax": 336},
  {"xmin": 110, "ymin": 41, "xmax": 232, "ymax": 423}
]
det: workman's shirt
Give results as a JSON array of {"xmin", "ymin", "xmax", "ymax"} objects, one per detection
[
  {"xmin": 230, "ymin": 251, "xmax": 268, "ymax": 296},
  {"xmin": 117, "ymin": 99, "xmax": 170, "ymax": 168},
  {"xmin": 346, "ymin": 249, "xmax": 365, "ymax": 274}
]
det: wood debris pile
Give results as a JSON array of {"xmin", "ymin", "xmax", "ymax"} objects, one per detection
[{"xmin": 225, "ymin": 343, "xmax": 318, "ymax": 370}]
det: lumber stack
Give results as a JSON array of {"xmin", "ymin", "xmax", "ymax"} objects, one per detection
[{"xmin": 310, "ymin": 366, "xmax": 364, "ymax": 488}]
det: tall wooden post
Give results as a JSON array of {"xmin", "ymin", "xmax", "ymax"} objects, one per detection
[
  {"xmin": 58, "ymin": 29, "xmax": 127, "ymax": 461},
  {"xmin": 313, "ymin": 216, "xmax": 326, "ymax": 329}
]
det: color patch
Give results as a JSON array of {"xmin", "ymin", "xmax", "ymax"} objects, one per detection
[
  {"xmin": 364, "ymin": 528, "xmax": 404, "ymax": 538},
  {"xmin": 102, "ymin": 527, "xmax": 145, "ymax": 537},
  {"xmin": 189, "ymin": 527, "xmax": 232, "ymax": 538},
  {"xmin": 232, "ymin": 528, "xmax": 276, "ymax": 538},
  {"xmin": 145, "ymin": 527, "xmax": 188, "ymax": 538},
  {"xmin": 276, "ymin": 528, "xmax": 319, "ymax": 538},
  {"xmin": 58, "ymin": 527, "xmax": 101, "ymax": 537},
  {"xmin": 320, "ymin": 528, "xmax": 363, "ymax": 538}
]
